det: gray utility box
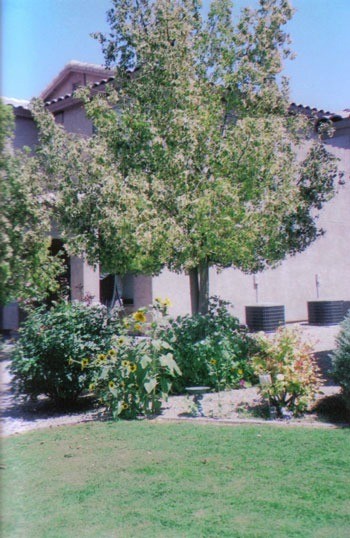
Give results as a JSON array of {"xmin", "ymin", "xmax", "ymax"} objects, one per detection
[
  {"xmin": 245, "ymin": 305, "xmax": 285, "ymax": 333},
  {"xmin": 308, "ymin": 300, "xmax": 346, "ymax": 326}
]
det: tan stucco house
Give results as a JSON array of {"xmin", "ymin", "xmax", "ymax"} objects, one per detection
[{"xmin": 1, "ymin": 61, "xmax": 349, "ymax": 330}]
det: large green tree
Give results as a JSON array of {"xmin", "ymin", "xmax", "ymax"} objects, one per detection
[
  {"xmin": 0, "ymin": 101, "xmax": 62, "ymax": 306},
  {"xmin": 33, "ymin": 0, "xmax": 338, "ymax": 314}
]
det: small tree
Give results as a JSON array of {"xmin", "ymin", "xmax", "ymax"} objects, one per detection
[
  {"xmin": 33, "ymin": 0, "xmax": 338, "ymax": 314},
  {"xmin": 0, "ymin": 101, "xmax": 62, "ymax": 306},
  {"xmin": 332, "ymin": 313, "xmax": 350, "ymax": 412}
]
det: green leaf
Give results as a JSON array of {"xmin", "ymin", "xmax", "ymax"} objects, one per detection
[
  {"xmin": 159, "ymin": 353, "xmax": 182, "ymax": 376},
  {"xmin": 144, "ymin": 377, "xmax": 157, "ymax": 394},
  {"xmin": 141, "ymin": 355, "xmax": 152, "ymax": 369}
]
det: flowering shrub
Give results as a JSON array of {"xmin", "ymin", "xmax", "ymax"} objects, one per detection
[
  {"xmin": 332, "ymin": 313, "xmax": 350, "ymax": 412},
  {"xmin": 160, "ymin": 297, "xmax": 258, "ymax": 393},
  {"xmin": 252, "ymin": 327, "xmax": 321, "ymax": 417},
  {"xmin": 89, "ymin": 302, "xmax": 181, "ymax": 419},
  {"xmin": 10, "ymin": 301, "xmax": 122, "ymax": 405}
]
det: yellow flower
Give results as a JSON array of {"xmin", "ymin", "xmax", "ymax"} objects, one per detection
[
  {"xmin": 129, "ymin": 363, "xmax": 137, "ymax": 373},
  {"xmin": 81, "ymin": 358, "xmax": 89, "ymax": 369},
  {"xmin": 134, "ymin": 323, "xmax": 143, "ymax": 332},
  {"xmin": 121, "ymin": 402, "xmax": 129, "ymax": 410},
  {"xmin": 109, "ymin": 380, "xmax": 116, "ymax": 389},
  {"xmin": 118, "ymin": 337, "xmax": 126, "ymax": 345},
  {"xmin": 123, "ymin": 319, "xmax": 130, "ymax": 329},
  {"xmin": 155, "ymin": 297, "xmax": 172, "ymax": 307},
  {"xmin": 97, "ymin": 353, "xmax": 107, "ymax": 362},
  {"xmin": 108, "ymin": 349, "xmax": 117, "ymax": 357},
  {"xmin": 132, "ymin": 311, "xmax": 147, "ymax": 323},
  {"xmin": 89, "ymin": 383, "xmax": 95, "ymax": 392},
  {"xmin": 210, "ymin": 359, "xmax": 217, "ymax": 365},
  {"xmin": 238, "ymin": 369, "xmax": 244, "ymax": 376},
  {"xmin": 122, "ymin": 360, "xmax": 130, "ymax": 368}
]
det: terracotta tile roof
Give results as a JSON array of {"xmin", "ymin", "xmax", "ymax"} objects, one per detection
[
  {"xmin": 290, "ymin": 103, "xmax": 350, "ymax": 121},
  {"xmin": 43, "ymin": 75, "xmax": 116, "ymax": 106}
]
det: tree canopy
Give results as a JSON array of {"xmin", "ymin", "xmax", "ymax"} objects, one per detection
[
  {"xmin": 0, "ymin": 101, "xmax": 62, "ymax": 306},
  {"xmin": 32, "ymin": 0, "xmax": 338, "ymax": 313}
]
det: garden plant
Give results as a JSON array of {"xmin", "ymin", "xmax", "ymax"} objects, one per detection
[
  {"xmin": 10, "ymin": 300, "xmax": 121, "ymax": 405},
  {"xmin": 332, "ymin": 312, "xmax": 350, "ymax": 412},
  {"xmin": 88, "ymin": 298, "xmax": 181, "ymax": 418},
  {"xmin": 252, "ymin": 326, "xmax": 321, "ymax": 417},
  {"xmin": 161, "ymin": 297, "xmax": 258, "ymax": 393}
]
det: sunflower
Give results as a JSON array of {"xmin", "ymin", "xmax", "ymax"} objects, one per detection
[
  {"xmin": 117, "ymin": 337, "xmax": 126, "ymax": 345},
  {"xmin": 97, "ymin": 353, "xmax": 107, "ymax": 362},
  {"xmin": 155, "ymin": 297, "xmax": 172, "ymax": 307},
  {"xmin": 132, "ymin": 311, "xmax": 147, "ymax": 323},
  {"xmin": 210, "ymin": 359, "xmax": 217, "ymax": 365},
  {"xmin": 109, "ymin": 380, "xmax": 116, "ymax": 389},
  {"xmin": 121, "ymin": 402, "xmax": 129, "ymax": 410},
  {"xmin": 122, "ymin": 360, "xmax": 130, "ymax": 368},
  {"xmin": 81, "ymin": 358, "xmax": 89, "ymax": 369},
  {"xmin": 108, "ymin": 349, "xmax": 117, "ymax": 357},
  {"xmin": 129, "ymin": 363, "xmax": 137, "ymax": 373}
]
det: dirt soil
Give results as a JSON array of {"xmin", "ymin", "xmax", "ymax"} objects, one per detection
[{"xmin": 1, "ymin": 323, "xmax": 348, "ymax": 437}]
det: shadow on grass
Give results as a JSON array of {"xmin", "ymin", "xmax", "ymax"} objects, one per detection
[{"xmin": 311, "ymin": 393, "xmax": 350, "ymax": 425}]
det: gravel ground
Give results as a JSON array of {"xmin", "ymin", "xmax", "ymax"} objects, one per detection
[{"xmin": 0, "ymin": 323, "xmax": 343, "ymax": 437}]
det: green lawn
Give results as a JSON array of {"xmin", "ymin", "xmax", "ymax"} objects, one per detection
[{"xmin": 2, "ymin": 422, "xmax": 350, "ymax": 538}]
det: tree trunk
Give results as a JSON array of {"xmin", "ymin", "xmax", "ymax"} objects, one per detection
[
  {"xmin": 189, "ymin": 260, "xmax": 209, "ymax": 315},
  {"xmin": 189, "ymin": 267, "xmax": 199, "ymax": 315}
]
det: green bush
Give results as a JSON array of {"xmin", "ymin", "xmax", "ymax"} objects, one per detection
[
  {"xmin": 252, "ymin": 327, "xmax": 321, "ymax": 417},
  {"xmin": 160, "ymin": 297, "xmax": 258, "ymax": 393},
  {"xmin": 10, "ymin": 301, "xmax": 121, "ymax": 405},
  {"xmin": 88, "ymin": 303, "xmax": 181, "ymax": 419},
  {"xmin": 332, "ymin": 313, "xmax": 350, "ymax": 412}
]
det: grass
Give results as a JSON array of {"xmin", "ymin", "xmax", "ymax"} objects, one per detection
[{"xmin": 2, "ymin": 422, "xmax": 350, "ymax": 538}]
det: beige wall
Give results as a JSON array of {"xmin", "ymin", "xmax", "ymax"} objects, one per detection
[
  {"xmin": 133, "ymin": 275, "xmax": 153, "ymax": 309},
  {"xmin": 152, "ymin": 269, "xmax": 192, "ymax": 316},
  {"xmin": 61, "ymin": 105, "xmax": 93, "ymax": 136},
  {"xmin": 13, "ymin": 115, "xmax": 38, "ymax": 149},
  {"xmin": 70, "ymin": 256, "xmax": 100, "ymax": 303}
]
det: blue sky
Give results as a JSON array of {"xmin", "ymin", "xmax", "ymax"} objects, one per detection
[{"xmin": 2, "ymin": 0, "xmax": 349, "ymax": 112}]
